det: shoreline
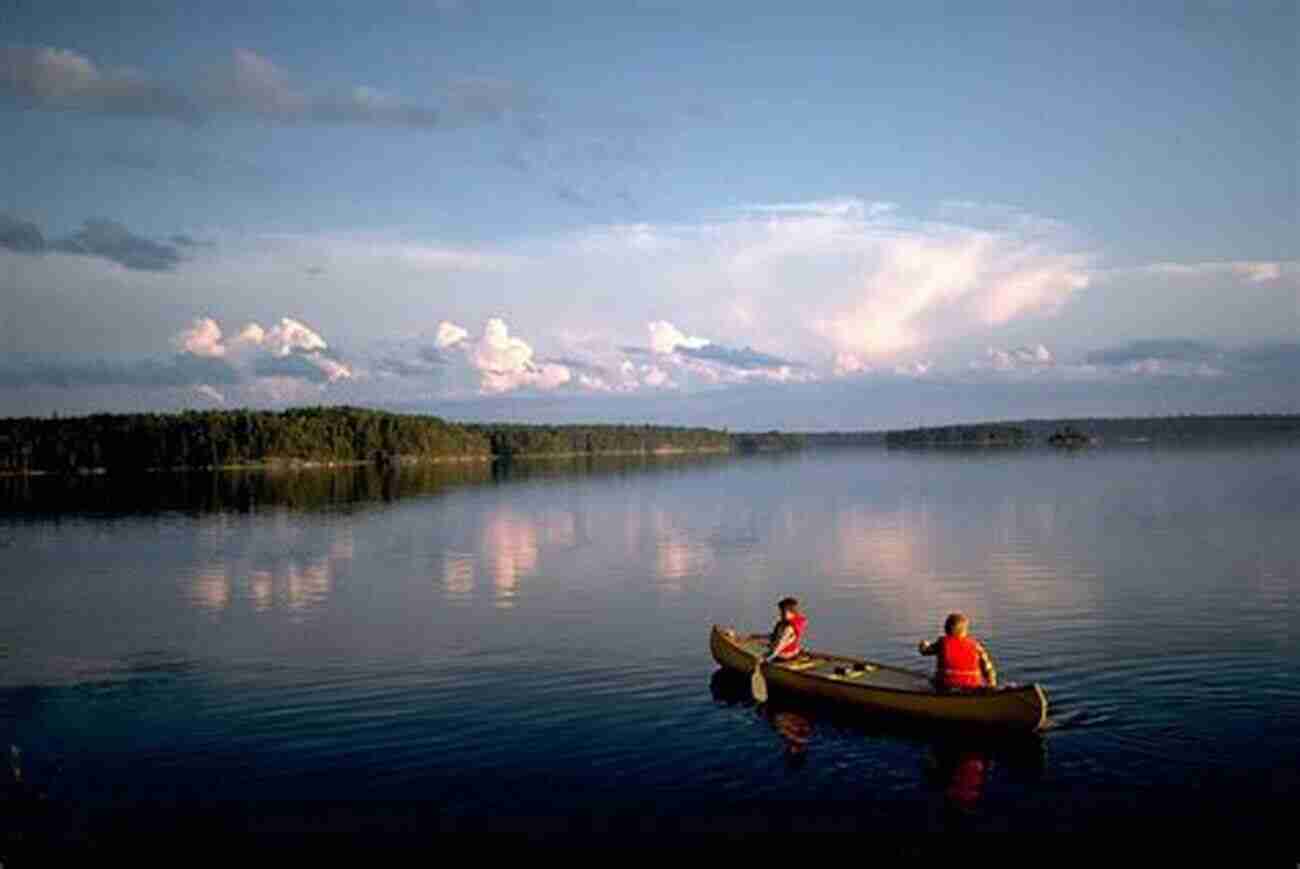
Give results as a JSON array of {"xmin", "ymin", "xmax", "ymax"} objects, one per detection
[{"xmin": 0, "ymin": 445, "xmax": 735, "ymax": 478}]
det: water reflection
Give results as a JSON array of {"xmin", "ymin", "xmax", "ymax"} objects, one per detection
[
  {"xmin": 769, "ymin": 708, "xmax": 814, "ymax": 768},
  {"xmin": 0, "ymin": 452, "xmax": 733, "ymax": 518},
  {"xmin": 817, "ymin": 498, "xmax": 1097, "ymax": 643},
  {"xmin": 183, "ymin": 523, "xmax": 353, "ymax": 620},
  {"xmin": 709, "ymin": 668, "xmax": 1044, "ymax": 812},
  {"xmin": 191, "ymin": 565, "xmax": 231, "ymax": 612},
  {"xmin": 924, "ymin": 745, "xmax": 989, "ymax": 812},
  {"xmin": 441, "ymin": 552, "xmax": 476, "ymax": 601},
  {"xmin": 481, "ymin": 509, "xmax": 539, "ymax": 608},
  {"xmin": 652, "ymin": 509, "xmax": 713, "ymax": 593}
]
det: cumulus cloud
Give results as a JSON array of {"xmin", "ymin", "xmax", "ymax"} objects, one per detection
[
  {"xmin": 627, "ymin": 320, "xmax": 817, "ymax": 388},
  {"xmin": 172, "ymin": 318, "xmax": 227, "ymax": 358},
  {"xmin": 168, "ymin": 316, "xmax": 340, "ymax": 374},
  {"xmin": 471, "ymin": 318, "xmax": 571, "ymax": 393},
  {"xmin": 260, "ymin": 317, "xmax": 330, "ymax": 357},
  {"xmin": 73, "ymin": 315, "xmax": 353, "ymax": 398},
  {"xmin": 648, "ymin": 320, "xmax": 710, "ymax": 355},
  {"xmin": 435, "ymin": 321, "xmax": 470, "ymax": 349},
  {"xmin": 430, "ymin": 318, "xmax": 571, "ymax": 394}
]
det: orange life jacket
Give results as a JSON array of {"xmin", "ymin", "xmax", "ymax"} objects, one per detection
[
  {"xmin": 937, "ymin": 635, "xmax": 984, "ymax": 688},
  {"xmin": 774, "ymin": 612, "xmax": 807, "ymax": 659}
]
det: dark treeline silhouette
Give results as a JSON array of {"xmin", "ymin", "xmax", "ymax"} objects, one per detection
[
  {"xmin": 466, "ymin": 423, "xmax": 730, "ymax": 458},
  {"xmin": 885, "ymin": 425, "xmax": 1030, "ymax": 447},
  {"xmin": 3, "ymin": 409, "xmax": 1297, "ymax": 475},
  {"xmin": 0, "ymin": 407, "xmax": 731, "ymax": 475},
  {"xmin": 811, "ymin": 414, "xmax": 1300, "ymax": 449},
  {"xmin": 733, "ymin": 431, "xmax": 808, "ymax": 453},
  {"xmin": 1006, "ymin": 414, "xmax": 1300, "ymax": 444}
]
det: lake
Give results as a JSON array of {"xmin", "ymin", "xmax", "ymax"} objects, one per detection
[{"xmin": 2, "ymin": 445, "xmax": 1298, "ymax": 839}]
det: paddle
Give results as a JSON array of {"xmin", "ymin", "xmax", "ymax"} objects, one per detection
[{"xmin": 751, "ymin": 659, "xmax": 768, "ymax": 703}]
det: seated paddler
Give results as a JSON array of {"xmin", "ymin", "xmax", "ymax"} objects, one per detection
[
  {"xmin": 918, "ymin": 612, "xmax": 998, "ymax": 690},
  {"xmin": 764, "ymin": 597, "xmax": 808, "ymax": 664}
]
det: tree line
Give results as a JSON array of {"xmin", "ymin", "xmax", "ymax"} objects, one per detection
[{"xmin": 0, "ymin": 407, "xmax": 732, "ymax": 474}]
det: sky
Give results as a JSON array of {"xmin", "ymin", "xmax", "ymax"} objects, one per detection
[{"xmin": 1, "ymin": 0, "xmax": 1296, "ymax": 429}]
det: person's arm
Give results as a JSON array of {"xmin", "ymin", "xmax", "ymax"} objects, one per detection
[
  {"xmin": 917, "ymin": 637, "xmax": 939, "ymax": 656},
  {"xmin": 975, "ymin": 642, "xmax": 998, "ymax": 687},
  {"xmin": 766, "ymin": 625, "xmax": 795, "ymax": 661}
]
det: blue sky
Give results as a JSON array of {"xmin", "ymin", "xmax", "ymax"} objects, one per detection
[{"xmin": 1, "ymin": 1, "xmax": 1296, "ymax": 427}]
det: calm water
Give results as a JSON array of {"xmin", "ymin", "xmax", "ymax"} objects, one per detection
[{"xmin": 2, "ymin": 446, "xmax": 1298, "ymax": 837}]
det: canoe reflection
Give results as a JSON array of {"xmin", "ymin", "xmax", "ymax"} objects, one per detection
[
  {"xmin": 768, "ymin": 708, "xmax": 814, "ymax": 767},
  {"xmin": 710, "ymin": 668, "xmax": 1045, "ymax": 809}
]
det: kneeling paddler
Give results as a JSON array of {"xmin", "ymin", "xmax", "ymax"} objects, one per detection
[
  {"xmin": 918, "ymin": 612, "xmax": 998, "ymax": 690},
  {"xmin": 764, "ymin": 597, "xmax": 808, "ymax": 664}
]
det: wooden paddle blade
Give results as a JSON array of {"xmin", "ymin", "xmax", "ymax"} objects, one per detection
[{"xmin": 751, "ymin": 666, "xmax": 768, "ymax": 703}]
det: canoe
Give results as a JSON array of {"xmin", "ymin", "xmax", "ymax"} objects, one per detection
[{"xmin": 710, "ymin": 625, "xmax": 1048, "ymax": 732}]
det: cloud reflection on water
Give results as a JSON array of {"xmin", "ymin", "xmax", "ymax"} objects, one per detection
[{"xmin": 186, "ymin": 522, "xmax": 353, "ymax": 620}]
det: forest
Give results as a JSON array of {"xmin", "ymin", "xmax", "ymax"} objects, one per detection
[
  {"xmin": 3, "ymin": 409, "xmax": 1297, "ymax": 475},
  {"xmin": 0, "ymin": 407, "xmax": 731, "ymax": 474}
]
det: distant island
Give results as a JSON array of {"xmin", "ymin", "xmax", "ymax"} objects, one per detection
[
  {"xmin": 1047, "ymin": 425, "xmax": 1096, "ymax": 447},
  {"xmin": 882, "ymin": 424, "xmax": 1031, "ymax": 448},
  {"xmin": 0, "ymin": 408, "xmax": 1296, "ymax": 475}
]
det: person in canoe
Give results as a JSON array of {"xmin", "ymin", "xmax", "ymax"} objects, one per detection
[
  {"xmin": 918, "ymin": 612, "xmax": 998, "ymax": 690},
  {"xmin": 764, "ymin": 597, "xmax": 808, "ymax": 663}
]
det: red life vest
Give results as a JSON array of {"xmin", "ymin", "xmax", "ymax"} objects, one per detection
[
  {"xmin": 775, "ymin": 612, "xmax": 807, "ymax": 659},
  {"xmin": 936, "ymin": 635, "xmax": 984, "ymax": 688}
]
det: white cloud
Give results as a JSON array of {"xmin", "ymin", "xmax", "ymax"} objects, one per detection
[
  {"xmin": 640, "ymin": 365, "xmax": 674, "ymax": 388},
  {"xmin": 304, "ymin": 355, "xmax": 354, "ymax": 383},
  {"xmin": 1138, "ymin": 260, "xmax": 1287, "ymax": 284},
  {"xmin": 832, "ymin": 352, "xmax": 870, "ymax": 377},
  {"xmin": 172, "ymin": 318, "xmax": 226, "ymax": 358},
  {"xmin": 166, "ymin": 316, "xmax": 352, "ymax": 396},
  {"xmin": 648, "ymin": 320, "xmax": 710, "ymax": 354},
  {"xmin": 191, "ymin": 384, "xmax": 227, "ymax": 405},
  {"xmin": 435, "ymin": 321, "xmax": 470, "ymax": 349},
  {"xmin": 893, "ymin": 360, "xmax": 933, "ymax": 377},
  {"xmin": 232, "ymin": 323, "xmax": 266, "ymax": 348},
  {"xmin": 437, "ymin": 317, "xmax": 572, "ymax": 394},
  {"xmin": 984, "ymin": 343, "xmax": 1054, "ymax": 370},
  {"xmin": 546, "ymin": 200, "xmax": 1092, "ymax": 370},
  {"xmin": 261, "ymin": 318, "xmax": 329, "ymax": 357}
]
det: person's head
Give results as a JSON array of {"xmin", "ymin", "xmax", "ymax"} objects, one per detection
[
  {"xmin": 944, "ymin": 612, "xmax": 969, "ymax": 637},
  {"xmin": 777, "ymin": 597, "xmax": 799, "ymax": 618}
]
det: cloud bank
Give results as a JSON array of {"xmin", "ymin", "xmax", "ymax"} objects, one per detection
[
  {"xmin": 0, "ymin": 213, "xmax": 186, "ymax": 271},
  {"xmin": 2, "ymin": 44, "xmax": 525, "ymax": 129}
]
